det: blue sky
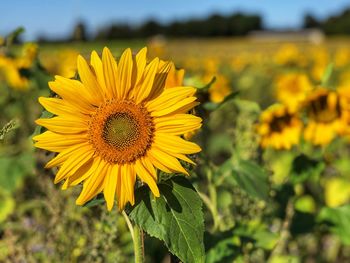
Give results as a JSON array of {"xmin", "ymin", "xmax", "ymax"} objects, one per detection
[{"xmin": 2, "ymin": 0, "xmax": 350, "ymax": 40}]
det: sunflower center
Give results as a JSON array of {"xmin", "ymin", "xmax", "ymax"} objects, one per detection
[
  {"xmin": 103, "ymin": 113, "xmax": 139, "ymax": 149},
  {"xmin": 308, "ymin": 94, "xmax": 341, "ymax": 123},
  {"xmin": 270, "ymin": 114, "xmax": 293, "ymax": 133},
  {"xmin": 89, "ymin": 100, "xmax": 154, "ymax": 164}
]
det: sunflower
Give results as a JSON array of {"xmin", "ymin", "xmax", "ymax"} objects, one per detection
[
  {"xmin": 207, "ymin": 74, "xmax": 231, "ymax": 103},
  {"xmin": 40, "ymin": 49, "xmax": 79, "ymax": 78},
  {"xmin": 33, "ymin": 47, "xmax": 202, "ymax": 210},
  {"xmin": 304, "ymin": 88, "xmax": 347, "ymax": 145},
  {"xmin": 274, "ymin": 44, "xmax": 306, "ymax": 67},
  {"xmin": 0, "ymin": 43, "xmax": 37, "ymax": 90},
  {"xmin": 163, "ymin": 61, "xmax": 185, "ymax": 89},
  {"xmin": 275, "ymin": 73, "xmax": 312, "ymax": 112},
  {"xmin": 257, "ymin": 104, "xmax": 302, "ymax": 150}
]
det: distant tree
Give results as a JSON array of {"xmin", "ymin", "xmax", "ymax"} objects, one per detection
[
  {"xmin": 99, "ymin": 24, "xmax": 134, "ymax": 39},
  {"xmin": 303, "ymin": 14, "xmax": 320, "ymax": 28},
  {"xmin": 137, "ymin": 20, "xmax": 163, "ymax": 37},
  {"xmin": 322, "ymin": 8, "xmax": 350, "ymax": 35},
  {"xmin": 93, "ymin": 12, "xmax": 263, "ymax": 39},
  {"xmin": 71, "ymin": 21, "xmax": 88, "ymax": 41}
]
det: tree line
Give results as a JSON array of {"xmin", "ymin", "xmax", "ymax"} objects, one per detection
[
  {"xmin": 37, "ymin": 7, "xmax": 350, "ymax": 42},
  {"xmin": 93, "ymin": 12, "xmax": 262, "ymax": 40},
  {"xmin": 303, "ymin": 8, "xmax": 350, "ymax": 35}
]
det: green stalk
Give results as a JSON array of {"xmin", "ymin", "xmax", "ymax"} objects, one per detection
[{"xmin": 133, "ymin": 224, "xmax": 145, "ymax": 263}]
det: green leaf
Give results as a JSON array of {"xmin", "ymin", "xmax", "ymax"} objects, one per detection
[
  {"xmin": 84, "ymin": 194, "xmax": 105, "ymax": 208},
  {"xmin": 321, "ymin": 63, "xmax": 334, "ymax": 87},
  {"xmin": 200, "ymin": 76, "xmax": 216, "ymax": 91},
  {"xmin": 33, "ymin": 110, "xmax": 54, "ymax": 136},
  {"xmin": 219, "ymin": 91, "xmax": 240, "ymax": 107},
  {"xmin": 5, "ymin": 27, "xmax": 25, "ymax": 46},
  {"xmin": 129, "ymin": 176, "xmax": 205, "ymax": 263},
  {"xmin": 0, "ymin": 119, "xmax": 18, "ymax": 141},
  {"xmin": 203, "ymin": 91, "xmax": 240, "ymax": 112},
  {"xmin": 318, "ymin": 205, "xmax": 350, "ymax": 245},
  {"xmin": 0, "ymin": 152, "xmax": 34, "ymax": 192},
  {"xmin": 289, "ymin": 154, "xmax": 325, "ymax": 185},
  {"xmin": 0, "ymin": 189, "xmax": 15, "ymax": 223},
  {"xmin": 232, "ymin": 159, "xmax": 270, "ymax": 201},
  {"xmin": 204, "ymin": 231, "xmax": 240, "ymax": 263}
]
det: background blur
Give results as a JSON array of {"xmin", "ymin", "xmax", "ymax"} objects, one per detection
[{"xmin": 2, "ymin": 1, "xmax": 350, "ymax": 262}]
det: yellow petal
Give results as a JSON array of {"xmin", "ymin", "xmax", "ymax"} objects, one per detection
[
  {"xmin": 54, "ymin": 147, "xmax": 94, "ymax": 184},
  {"xmin": 33, "ymin": 131, "xmax": 88, "ymax": 152},
  {"xmin": 35, "ymin": 116, "xmax": 87, "ymax": 134},
  {"xmin": 38, "ymin": 97, "xmax": 85, "ymax": 117},
  {"xmin": 169, "ymin": 101, "xmax": 200, "ymax": 115},
  {"xmin": 121, "ymin": 164, "xmax": 136, "ymax": 206},
  {"xmin": 148, "ymin": 147, "xmax": 189, "ymax": 175},
  {"xmin": 147, "ymin": 152, "xmax": 173, "ymax": 173},
  {"xmin": 49, "ymin": 76, "xmax": 96, "ymax": 111},
  {"xmin": 103, "ymin": 164, "xmax": 119, "ymax": 211},
  {"xmin": 151, "ymin": 97, "xmax": 197, "ymax": 117},
  {"xmin": 45, "ymin": 142, "xmax": 91, "ymax": 168},
  {"xmin": 135, "ymin": 158, "xmax": 160, "ymax": 197},
  {"xmin": 77, "ymin": 55, "xmax": 104, "ymax": 104},
  {"xmin": 148, "ymin": 62, "xmax": 172, "ymax": 100},
  {"xmin": 146, "ymin": 86, "xmax": 196, "ymax": 113},
  {"xmin": 169, "ymin": 153, "xmax": 196, "ymax": 165},
  {"xmin": 154, "ymin": 133, "xmax": 201, "ymax": 154},
  {"xmin": 76, "ymin": 158, "xmax": 107, "ymax": 205},
  {"xmin": 155, "ymin": 114, "xmax": 202, "ymax": 135},
  {"xmin": 135, "ymin": 47, "xmax": 147, "ymax": 85},
  {"xmin": 135, "ymin": 57, "xmax": 159, "ymax": 104},
  {"xmin": 90, "ymin": 51, "xmax": 109, "ymax": 98},
  {"xmin": 116, "ymin": 167, "xmax": 125, "ymax": 210},
  {"xmin": 102, "ymin": 47, "xmax": 119, "ymax": 98},
  {"xmin": 117, "ymin": 48, "xmax": 133, "ymax": 99},
  {"xmin": 63, "ymin": 160, "xmax": 94, "ymax": 188}
]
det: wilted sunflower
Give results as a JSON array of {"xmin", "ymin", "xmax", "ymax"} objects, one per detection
[
  {"xmin": 257, "ymin": 104, "xmax": 302, "ymax": 150},
  {"xmin": 304, "ymin": 88, "xmax": 347, "ymax": 145},
  {"xmin": 33, "ymin": 47, "xmax": 202, "ymax": 210},
  {"xmin": 275, "ymin": 73, "xmax": 312, "ymax": 112}
]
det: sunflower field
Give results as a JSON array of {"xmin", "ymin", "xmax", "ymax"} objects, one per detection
[{"xmin": 2, "ymin": 28, "xmax": 350, "ymax": 263}]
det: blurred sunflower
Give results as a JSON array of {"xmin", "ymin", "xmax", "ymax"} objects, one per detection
[
  {"xmin": 163, "ymin": 61, "xmax": 185, "ymax": 89},
  {"xmin": 0, "ymin": 43, "xmax": 37, "ymax": 90},
  {"xmin": 275, "ymin": 73, "xmax": 312, "ymax": 112},
  {"xmin": 334, "ymin": 47, "xmax": 350, "ymax": 68},
  {"xmin": 207, "ymin": 74, "xmax": 231, "ymax": 103},
  {"xmin": 304, "ymin": 88, "xmax": 347, "ymax": 145},
  {"xmin": 40, "ymin": 49, "xmax": 79, "ymax": 78},
  {"xmin": 257, "ymin": 104, "xmax": 302, "ymax": 150},
  {"xmin": 310, "ymin": 47, "xmax": 329, "ymax": 82},
  {"xmin": 33, "ymin": 47, "xmax": 202, "ymax": 210},
  {"xmin": 274, "ymin": 44, "xmax": 305, "ymax": 67},
  {"xmin": 0, "ymin": 57, "xmax": 29, "ymax": 89}
]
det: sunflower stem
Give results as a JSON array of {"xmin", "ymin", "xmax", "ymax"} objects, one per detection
[
  {"xmin": 133, "ymin": 224, "xmax": 145, "ymax": 263},
  {"xmin": 122, "ymin": 211, "xmax": 134, "ymax": 241}
]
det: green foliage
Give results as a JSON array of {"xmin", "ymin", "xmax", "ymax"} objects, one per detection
[
  {"xmin": 0, "ymin": 190, "xmax": 15, "ymax": 223},
  {"xmin": 289, "ymin": 154, "xmax": 325, "ymax": 185},
  {"xmin": 0, "ymin": 151, "xmax": 34, "ymax": 193},
  {"xmin": 0, "ymin": 119, "xmax": 18, "ymax": 141},
  {"xmin": 129, "ymin": 176, "xmax": 205, "ymax": 263},
  {"xmin": 321, "ymin": 63, "xmax": 334, "ymax": 87},
  {"xmin": 220, "ymin": 158, "xmax": 270, "ymax": 201},
  {"xmin": 318, "ymin": 205, "xmax": 350, "ymax": 245},
  {"xmin": 84, "ymin": 194, "xmax": 106, "ymax": 208}
]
